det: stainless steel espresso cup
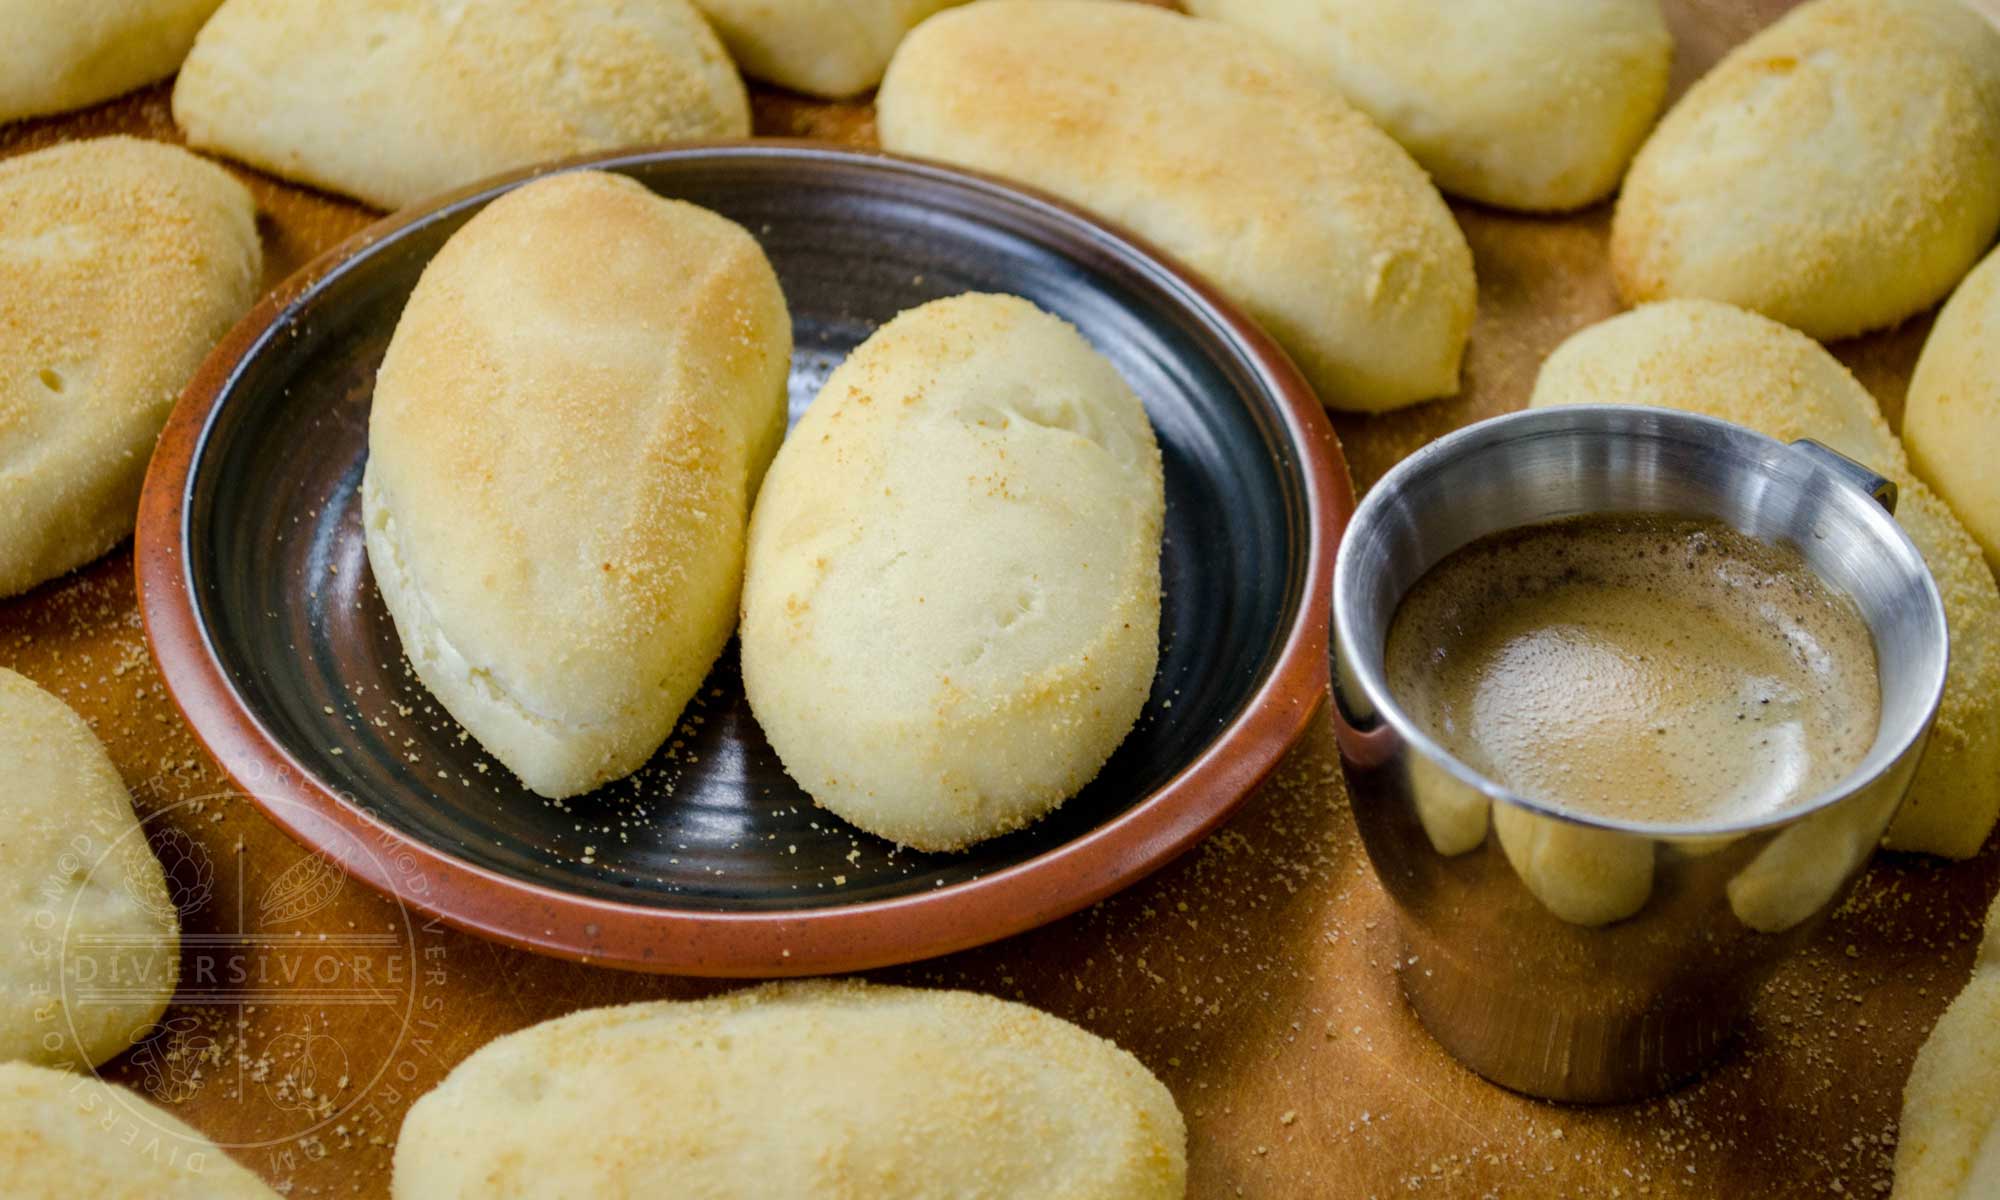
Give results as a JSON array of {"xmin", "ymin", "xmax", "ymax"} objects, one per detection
[{"xmin": 1330, "ymin": 405, "xmax": 1949, "ymax": 1103}]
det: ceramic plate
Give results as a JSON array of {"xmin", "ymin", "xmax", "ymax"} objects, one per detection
[{"xmin": 138, "ymin": 143, "xmax": 1350, "ymax": 975}]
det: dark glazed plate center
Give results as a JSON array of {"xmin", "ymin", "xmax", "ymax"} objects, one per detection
[{"xmin": 185, "ymin": 149, "xmax": 1305, "ymax": 914}]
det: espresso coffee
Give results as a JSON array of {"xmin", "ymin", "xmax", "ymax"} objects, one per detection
[{"xmin": 1384, "ymin": 514, "xmax": 1880, "ymax": 826}]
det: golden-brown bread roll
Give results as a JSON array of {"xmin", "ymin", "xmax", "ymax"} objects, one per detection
[
  {"xmin": 393, "ymin": 980, "xmax": 1187, "ymax": 1199},
  {"xmin": 0, "ymin": 668, "xmax": 178, "ymax": 1069},
  {"xmin": 363, "ymin": 171, "xmax": 790, "ymax": 798},
  {"xmin": 0, "ymin": 1062, "xmax": 278, "ymax": 1198},
  {"xmin": 0, "ymin": 0, "xmax": 223, "ymax": 122},
  {"xmin": 876, "ymin": 0, "xmax": 1475, "ymax": 413},
  {"xmin": 1612, "ymin": 0, "xmax": 2000, "ymax": 340},
  {"xmin": 1530, "ymin": 299, "xmax": 2000, "ymax": 859},
  {"xmin": 691, "ymin": 0, "xmax": 967, "ymax": 98},
  {"xmin": 0, "ymin": 136, "xmax": 261, "ymax": 598},
  {"xmin": 1906, "ymin": 244, "xmax": 2000, "ymax": 572},
  {"xmin": 1186, "ymin": 0, "xmax": 1673, "ymax": 212},
  {"xmin": 741, "ymin": 293, "xmax": 1162, "ymax": 851},
  {"xmin": 173, "ymin": 0, "xmax": 749, "ymax": 210}
]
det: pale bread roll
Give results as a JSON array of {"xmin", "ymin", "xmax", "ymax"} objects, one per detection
[
  {"xmin": 0, "ymin": 0, "xmax": 223, "ymax": 122},
  {"xmin": 1612, "ymin": 0, "xmax": 2000, "ymax": 340},
  {"xmin": 1896, "ymin": 894, "xmax": 2000, "ymax": 1199},
  {"xmin": 1907, "ymin": 244, "xmax": 2000, "ymax": 571},
  {"xmin": 1186, "ymin": 0, "xmax": 1672, "ymax": 212},
  {"xmin": 172, "ymin": 0, "xmax": 749, "ymax": 210},
  {"xmin": 876, "ymin": 0, "xmax": 1475, "ymax": 413},
  {"xmin": 0, "ymin": 137, "xmax": 261, "ymax": 599},
  {"xmin": 1530, "ymin": 300, "xmax": 2000, "ymax": 859},
  {"xmin": 691, "ymin": 0, "xmax": 968, "ymax": 98},
  {"xmin": 0, "ymin": 669, "xmax": 178, "ymax": 1069},
  {"xmin": 742, "ymin": 293, "xmax": 1161, "ymax": 851},
  {"xmin": 363, "ymin": 171, "xmax": 790, "ymax": 798},
  {"xmin": 393, "ymin": 980, "xmax": 1186, "ymax": 1199},
  {"xmin": 0, "ymin": 1062, "xmax": 277, "ymax": 1199}
]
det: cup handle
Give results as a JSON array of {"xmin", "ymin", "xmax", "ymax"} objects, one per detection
[{"xmin": 1790, "ymin": 439, "xmax": 1898, "ymax": 515}]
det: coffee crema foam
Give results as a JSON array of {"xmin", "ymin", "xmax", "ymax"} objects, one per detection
[{"xmin": 1385, "ymin": 514, "xmax": 1880, "ymax": 827}]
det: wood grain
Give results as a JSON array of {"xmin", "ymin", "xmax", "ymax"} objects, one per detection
[{"xmin": 2, "ymin": 3, "xmax": 1995, "ymax": 1195}]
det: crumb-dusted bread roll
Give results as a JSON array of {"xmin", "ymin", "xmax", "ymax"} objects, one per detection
[
  {"xmin": 742, "ymin": 294, "xmax": 1162, "ymax": 852},
  {"xmin": 1907, "ymin": 245, "xmax": 2000, "ymax": 572},
  {"xmin": 0, "ymin": 0, "xmax": 224, "ymax": 122},
  {"xmin": 0, "ymin": 1062, "xmax": 278, "ymax": 1198},
  {"xmin": 0, "ymin": 137, "xmax": 260, "ymax": 599},
  {"xmin": 1611, "ymin": 0, "xmax": 2000, "ymax": 341},
  {"xmin": 363, "ymin": 171, "xmax": 790, "ymax": 799},
  {"xmin": 0, "ymin": 669, "xmax": 178, "ymax": 1069},
  {"xmin": 1897, "ymin": 895, "xmax": 2000, "ymax": 1199},
  {"xmin": 876, "ymin": 0, "xmax": 1474, "ymax": 413},
  {"xmin": 1186, "ymin": 0, "xmax": 1672, "ymax": 213},
  {"xmin": 691, "ymin": 0, "xmax": 967, "ymax": 98},
  {"xmin": 394, "ymin": 980, "xmax": 1187, "ymax": 1199},
  {"xmin": 1530, "ymin": 300, "xmax": 2000, "ymax": 859},
  {"xmin": 172, "ymin": 0, "xmax": 749, "ymax": 211}
]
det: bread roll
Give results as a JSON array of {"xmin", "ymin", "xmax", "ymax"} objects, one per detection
[
  {"xmin": 0, "ymin": 137, "xmax": 261, "ymax": 599},
  {"xmin": 363, "ymin": 171, "xmax": 790, "ymax": 798},
  {"xmin": 1530, "ymin": 300, "xmax": 2000, "ymax": 859},
  {"xmin": 1611, "ymin": 0, "xmax": 2000, "ymax": 340},
  {"xmin": 1907, "ymin": 245, "xmax": 2000, "ymax": 572},
  {"xmin": 0, "ymin": 1062, "xmax": 277, "ymax": 1199},
  {"xmin": 173, "ymin": 0, "xmax": 749, "ymax": 210},
  {"xmin": 0, "ymin": 0, "xmax": 223, "ymax": 122},
  {"xmin": 876, "ymin": 0, "xmax": 1474, "ymax": 413},
  {"xmin": 1897, "ymin": 894, "xmax": 2000, "ymax": 1199},
  {"xmin": 1186, "ymin": 0, "xmax": 1672, "ymax": 212},
  {"xmin": 741, "ymin": 293, "xmax": 1162, "ymax": 851},
  {"xmin": 0, "ymin": 669, "xmax": 178, "ymax": 1069},
  {"xmin": 393, "ymin": 980, "xmax": 1186, "ymax": 1199},
  {"xmin": 691, "ymin": 0, "xmax": 966, "ymax": 98}
]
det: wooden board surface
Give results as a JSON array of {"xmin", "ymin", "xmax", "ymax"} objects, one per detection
[{"xmin": 4, "ymin": 2, "xmax": 1997, "ymax": 1195}]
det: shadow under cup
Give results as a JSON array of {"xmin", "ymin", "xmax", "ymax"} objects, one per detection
[{"xmin": 1331, "ymin": 405, "xmax": 1949, "ymax": 1103}]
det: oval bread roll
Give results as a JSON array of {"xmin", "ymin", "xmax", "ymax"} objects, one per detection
[
  {"xmin": 1530, "ymin": 300, "xmax": 2000, "ymax": 860},
  {"xmin": 876, "ymin": 0, "xmax": 1475, "ymax": 413},
  {"xmin": 1611, "ymin": 0, "xmax": 2000, "ymax": 340},
  {"xmin": 0, "ymin": 669, "xmax": 178, "ymax": 1069},
  {"xmin": 1907, "ymin": 245, "xmax": 2000, "ymax": 572},
  {"xmin": 691, "ymin": 0, "xmax": 967, "ymax": 98},
  {"xmin": 0, "ymin": 137, "xmax": 261, "ymax": 599},
  {"xmin": 741, "ymin": 293, "xmax": 1162, "ymax": 851},
  {"xmin": 363, "ymin": 171, "xmax": 790, "ymax": 799},
  {"xmin": 0, "ymin": 0, "xmax": 224, "ymax": 122},
  {"xmin": 393, "ymin": 980, "xmax": 1187, "ymax": 1199},
  {"xmin": 172, "ymin": 0, "xmax": 749, "ymax": 211},
  {"xmin": 0, "ymin": 1062, "xmax": 278, "ymax": 1199},
  {"xmin": 1896, "ymin": 894, "xmax": 2000, "ymax": 1199},
  {"xmin": 1186, "ymin": 0, "xmax": 1672, "ymax": 213}
]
